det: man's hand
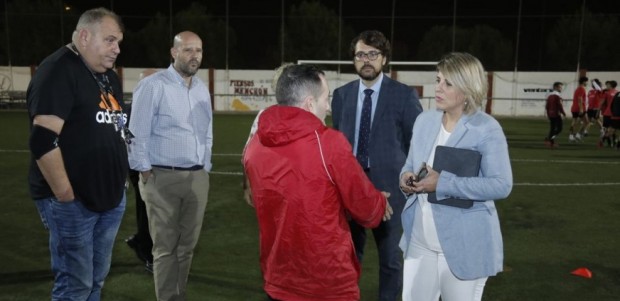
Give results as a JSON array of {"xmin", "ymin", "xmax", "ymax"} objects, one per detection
[
  {"xmin": 140, "ymin": 170, "xmax": 152, "ymax": 184},
  {"xmin": 55, "ymin": 185, "xmax": 75, "ymax": 202},
  {"xmin": 381, "ymin": 192, "xmax": 393, "ymax": 221},
  {"xmin": 244, "ymin": 187, "xmax": 254, "ymax": 207},
  {"xmin": 243, "ymin": 176, "xmax": 254, "ymax": 207}
]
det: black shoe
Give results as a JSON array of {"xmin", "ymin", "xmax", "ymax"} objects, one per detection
[{"xmin": 125, "ymin": 235, "xmax": 148, "ymax": 263}]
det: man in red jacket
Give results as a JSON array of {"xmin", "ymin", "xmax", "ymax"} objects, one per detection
[{"xmin": 243, "ymin": 64, "xmax": 392, "ymax": 301}]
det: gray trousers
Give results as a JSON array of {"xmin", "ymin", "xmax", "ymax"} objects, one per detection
[{"xmin": 139, "ymin": 167, "xmax": 210, "ymax": 301}]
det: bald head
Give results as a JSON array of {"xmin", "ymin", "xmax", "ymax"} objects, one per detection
[
  {"xmin": 170, "ymin": 31, "xmax": 203, "ymax": 79},
  {"xmin": 173, "ymin": 31, "xmax": 201, "ymax": 48}
]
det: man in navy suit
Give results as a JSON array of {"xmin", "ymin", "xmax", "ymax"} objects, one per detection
[{"xmin": 331, "ymin": 30, "xmax": 423, "ymax": 301}]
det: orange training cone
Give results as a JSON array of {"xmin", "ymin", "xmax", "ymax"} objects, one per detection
[{"xmin": 571, "ymin": 267, "xmax": 592, "ymax": 278}]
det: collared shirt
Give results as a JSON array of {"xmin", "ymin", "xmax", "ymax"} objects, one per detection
[
  {"xmin": 128, "ymin": 64, "xmax": 213, "ymax": 171},
  {"xmin": 353, "ymin": 72, "xmax": 384, "ymax": 157}
]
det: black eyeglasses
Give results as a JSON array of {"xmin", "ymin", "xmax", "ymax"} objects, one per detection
[{"xmin": 354, "ymin": 51, "xmax": 382, "ymax": 61}]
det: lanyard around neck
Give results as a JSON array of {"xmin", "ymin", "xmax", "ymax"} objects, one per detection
[
  {"xmin": 70, "ymin": 43, "xmax": 118, "ymax": 111},
  {"xmin": 69, "ymin": 43, "xmax": 133, "ymax": 144}
]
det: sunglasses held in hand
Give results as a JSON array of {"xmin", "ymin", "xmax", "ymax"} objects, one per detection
[{"xmin": 406, "ymin": 163, "xmax": 428, "ymax": 187}]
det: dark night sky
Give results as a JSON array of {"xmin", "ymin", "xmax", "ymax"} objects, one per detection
[
  {"xmin": 35, "ymin": 0, "xmax": 620, "ymax": 69},
  {"xmin": 64, "ymin": 0, "xmax": 618, "ymax": 30},
  {"xmin": 62, "ymin": 1, "xmax": 618, "ymax": 40}
]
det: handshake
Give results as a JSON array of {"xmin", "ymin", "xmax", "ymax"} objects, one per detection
[{"xmin": 381, "ymin": 192, "xmax": 393, "ymax": 221}]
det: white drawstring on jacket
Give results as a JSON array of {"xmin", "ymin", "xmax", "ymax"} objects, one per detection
[{"xmin": 315, "ymin": 130, "xmax": 335, "ymax": 185}]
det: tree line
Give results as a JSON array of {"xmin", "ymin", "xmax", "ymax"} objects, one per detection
[{"xmin": 1, "ymin": 0, "xmax": 618, "ymax": 71}]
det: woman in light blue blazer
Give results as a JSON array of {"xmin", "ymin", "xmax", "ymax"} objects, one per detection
[{"xmin": 398, "ymin": 52, "xmax": 512, "ymax": 301}]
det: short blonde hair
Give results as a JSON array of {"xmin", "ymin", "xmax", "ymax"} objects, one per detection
[{"xmin": 437, "ymin": 52, "xmax": 487, "ymax": 115}]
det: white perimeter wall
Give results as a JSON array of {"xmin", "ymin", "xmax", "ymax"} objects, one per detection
[{"xmin": 2, "ymin": 66, "xmax": 619, "ymax": 117}]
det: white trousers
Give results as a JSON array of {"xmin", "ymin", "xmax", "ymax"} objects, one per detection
[{"xmin": 402, "ymin": 245, "xmax": 488, "ymax": 301}]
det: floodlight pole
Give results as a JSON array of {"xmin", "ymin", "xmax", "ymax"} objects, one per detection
[
  {"xmin": 59, "ymin": 0, "xmax": 64, "ymax": 45},
  {"xmin": 389, "ymin": 0, "xmax": 396, "ymax": 73},
  {"xmin": 3, "ymin": 0, "xmax": 8, "ymax": 61},
  {"xmin": 169, "ymin": 0, "xmax": 173, "ymax": 46},
  {"xmin": 512, "ymin": 0, "xmax": 523, "ymax": 116},
  {"xmin": 513, "ymin": 0, "xmax": 522, "ymax": 74},
  {"xmin": 452, "ymin": 0, "xmax": 457, "ymax": 51},
  {"xmin": 4, "ymin": 0, "xmax": 12, "ymax": 90},
  {"xmin": 575, "ymin": 0, "xmax": 586, "ymax": 78},
  {"xmin": 337, "ymin": 0, "xmax": 342, "ymax": 75},
  {"xmin": 280, "ymin": 0, "xmax": 285, "ymax": 64},
  {"xmin": 225, "ymin": 0, "xmax": 229, "ymax": 71}
]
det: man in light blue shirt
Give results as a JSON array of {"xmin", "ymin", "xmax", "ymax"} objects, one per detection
[{"xmin": 128, "ymin": 31, "xmax": 212, "ymax": 301}]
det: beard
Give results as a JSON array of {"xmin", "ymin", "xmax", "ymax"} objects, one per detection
[
  {"xmin": 356, "ymin": 64, "xmax": 381, "ymax": 81},
  {"xmin": 176, "ymin": 59, "xmax": 201, "ymax": 77}
]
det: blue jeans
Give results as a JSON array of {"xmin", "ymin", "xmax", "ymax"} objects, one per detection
[{"xmin": 36, "ymin": 195, "xmax": 126, "ymax": 301}]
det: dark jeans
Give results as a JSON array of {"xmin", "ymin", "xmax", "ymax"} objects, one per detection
[{"xmin": 129, "ymin": 169, "xmax": 153, "ymax": 262}]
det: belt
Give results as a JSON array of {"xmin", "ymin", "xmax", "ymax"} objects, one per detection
[{"xmin": 152, "ymin": 164, "xmax": 203, "ymax": 171}]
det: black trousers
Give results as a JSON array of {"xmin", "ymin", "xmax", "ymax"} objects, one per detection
[
  {"xmin": 547, "ymin": 116, "xmax": 563, "ymax": 141},
  {"xmin": 129, "ymin": 169, "xmax": 153, "ymax": 262}
]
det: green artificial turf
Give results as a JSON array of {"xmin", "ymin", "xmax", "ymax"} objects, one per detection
[{"xmin": 0, "ymin": 111, "xmax": 618, "ymax": 300}]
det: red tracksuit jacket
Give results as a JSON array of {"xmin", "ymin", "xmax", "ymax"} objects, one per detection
[{"xmin": 244, "ymin": 105, "xmax": 386, "ymax": 301}]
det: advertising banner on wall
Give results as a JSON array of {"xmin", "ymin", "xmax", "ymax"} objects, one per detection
[
  {"xmin": 211, "ymin": 70, "xmax": 360, "ymax": 112},
  {"xmin": 213, "ymin": 70, "xmax": 275, "ymax": 112},
  {"xmin": 492, "ymin": 72, "xmax": 577, "ymax": 116},
  {"xmin": 4, "ymin": 66, "xmax": 619, "ymax": 117}
]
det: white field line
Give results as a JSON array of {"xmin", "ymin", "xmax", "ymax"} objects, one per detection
[
  {"xmin": 514, "ymin": 182, "xmax": 620, "ymax": 186},
  {"xmin": 210, "ymin": 171, "xmax": 244, "ymax": 176},
  {"xmin": 0, "ymin": 149, "xmax": 244, "ymax": 155},
  {"xmin": 3, "ymin": 150, "xmax": 619, "ymax": 164},
  {"xmin": 3, "ymin": 150, "xmax": 618, "ymax": 185},
  {"xmin": 512, "ymin": 158, "xmax": 620, "ymax": 165}
]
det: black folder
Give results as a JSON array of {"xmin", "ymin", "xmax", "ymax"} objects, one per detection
[{"xmin": 428, "ymin": 145, "xmax": 482, "ymax": 208}]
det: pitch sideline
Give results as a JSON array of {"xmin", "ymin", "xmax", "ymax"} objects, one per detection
[{"xmin": 3, "ymin": 149, "xmax": 618, "ymax": 185}]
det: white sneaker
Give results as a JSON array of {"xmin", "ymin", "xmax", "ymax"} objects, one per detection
[
  {"xmin": 575, "ymin": 133, "xmax": 582, "ymax": 141},
  {"xmin": 569, "ymin": 134, "xmax": 576, "ymax": 142}
]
